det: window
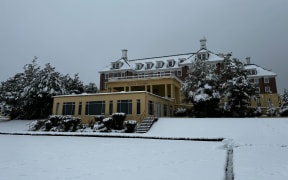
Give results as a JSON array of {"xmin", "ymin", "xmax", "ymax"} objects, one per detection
[
  {"xmin": 121, "ymin": 72, "xmax": 125, "ymax": 77},
  {"xmin": 164, "ymin": 104, "xmax": 167, "ymax": 116},
  {"xmin": 267, "ymin": 98, "xmax": 272, "ymax": 107},
  {"xmin": 156, "ymin": 61, "xmax": 164, "ymax": 68},
  {"xmin": 255, "ymin": 87, "xmax": 260, "ymax": 93},
  {"xmin": 177, "ymin": 70, "xmax": 182, "ymax": 77},
  {"xmin": 178, "ymin": 58, "xmax": 186, "ymax": 63},
  {"xmin": 202, "ymin": 53, "xmax": 206, "ymax": 60},
  {"xmin": 117, "ymin": 100, "xmax": 132, "ymax": 114},
  {"xmin": 254, "ymin": 78, "xmax": 259, "ymax": 84},
  {"xmin": 112, "ymin": 62, "xmax": 122, "ymax": 69},
  {"xmin": 265, "ymin": 86, "xmax": 271, "ymax": 93},
  {"xmin": 105, "ymin": 73, "xmax": 109, "ymax": 79},
  {"xmin": 85, "ymin": 101, "xmax": 105, "ymax": 115},
  {"xmin": 62, "ymin": 102, "xmax": 75, "ymax": 115},
  {"xmin": 247, "ymin": 98, "xmax": 251, "ymax": 106},
  {"xmin": 56, "ymin": 103, "xmax": 60, "ymax": 115},
  {"xmin": 146, "ymin": 62, "xmax": 153, "ymax": 69},
  {"xmin": 135, "ymin": 63, "xmax": 143, "ymax": 70},
  {"xmin": 137, "ymin": 99, "xmax": 141, "ymax": 114},
  {"xmin": 264, "ymin": 77, "xmax": 269, "ymax": 83},
  {"xmin": 251, "ymin": 70, "xmax": 257, "ymax": 75},
  {"xmin": 256, "ymin": 98, "xmax": 261, "ymax": 107},
  {"xmin": 148, "ymin": 101, "xmax": 154, "ymax": 115},
  {"xmin": 109, "ymin": 101, "xmax": 113, "ymax": 115},
  {"xmin": 167, "ymin": 59, "xmax": 175, "ymax": 67},
  {"xmin": 78, "ymin": 102, "xmax": 82, "ymax": 115}
]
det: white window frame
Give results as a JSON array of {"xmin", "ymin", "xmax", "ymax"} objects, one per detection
[
  {"xmin": 265, "ymin": 86, "xmax": 270, "ymax": 93},
  {"xmin": 105, "ymin": 73, "xmax": 109, "ymax": 79},
  {"xmin": 167, "ymin": 59, "xmax": 175, "ymax": 67},
  {"xmin": 264, "ymin": 77, "xmax": 269, "ymax": 83},
  {"xmin": 135, "ymin": 63, "xmax": 143, "ymax": 70},
  {"xmin": 254, "ymin": 78, "xmax": 259, "ymax": 84},
  {"xmin": 156, "ymin": 61, "xmax": 164, "ymax": 68},
  {"xmin": 146, "ymin": 62, "xmax": 153, "ymax": 69}
]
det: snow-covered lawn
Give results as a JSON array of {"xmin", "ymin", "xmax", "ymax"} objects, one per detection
[
  {"xmin": 1, "ymin": 118, "xmax": 288, "ymax": 180},
  {"xmin": 0, "ymin": 135, "xmax": 225, "ymax": 180}
]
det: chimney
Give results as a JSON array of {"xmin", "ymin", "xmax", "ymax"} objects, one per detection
[
  {"xmin": 122, "ymin": 49, "xmax": 128, "ymax": 60},
  {"xmin": 246, "ymin": 57, "xmax": 251, "ymax": 64},
  {"xmin": 200, "ymin": 37, "xmax": 207, "ymax": 49}
]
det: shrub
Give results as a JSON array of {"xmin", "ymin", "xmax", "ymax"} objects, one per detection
[
  {"xmin": 174, "ymin": 107, "xmax": 187, "ymax": 117},
  {"xmin": 124, "ymin": 120, "xmax": 137, "ymax": 133},
  {"xmin": 102, "ymin": 117, "xmax": 113, "ymax": 132},
  {"xmin": 29, "ymin": 115, "xmax": 81, "ymax": 132},
  {"xmin": 29, "ymin": 120, "xmax": 46, "ymax": 131},
  {"xmin": 111, "ymin": 113, "xmax": 126, "ymax": 130}
]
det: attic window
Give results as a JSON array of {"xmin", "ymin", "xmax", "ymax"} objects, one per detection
[
  {"xmin": 167, "ymin": 59, "xmax": 175, "ymax": 67},
  {"xmin": 135, "ymin": 63, "xmax": 143, "ymax": 70},
  {"xmin": 178, "ymin": 58, "xmax": 186, "ymax": 63},
  {"xmin": 251, "ymin": 69, "xmax": 257, "ymax": 75},
  {"xmin": 112, "ymin": 62, "xmax": 122, "ymax": 69},
  {"xmin": 146, "ymin": 62, "xmax": 154, "ymax": 69},
  {"xmin": 156, "ymin": 61, "xmax": 164, "ymax": 68}
]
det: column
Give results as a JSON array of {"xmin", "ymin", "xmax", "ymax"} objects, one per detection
[{"xmin": 165, "ymin": 84, "xmax": 168, "ymax": 98}]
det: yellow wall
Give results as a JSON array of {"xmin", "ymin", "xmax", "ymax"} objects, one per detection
[
  {"xmin": 249, "ymin": 93, "xmax": 279, "ymax": 112},
  {"xmin": 53, "ymin": 91, "xmax": 174, "ymax": 123},
  {"xmin": 106, "ymin": 77, "xmax": 181, "ymax": 104}
]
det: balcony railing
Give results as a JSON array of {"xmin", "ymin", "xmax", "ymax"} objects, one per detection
[{"xmin": 107, "ymin": 72, "xmax": 182, "ymax": 82}]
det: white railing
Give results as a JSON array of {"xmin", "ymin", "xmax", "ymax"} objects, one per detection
[{"xmin": 108, "ymin": 72, "xmax": 181, "ymax": 82}]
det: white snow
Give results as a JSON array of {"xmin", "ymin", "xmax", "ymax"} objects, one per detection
[{"xmin": 1, "ymin": 118, "xmax": 288, "ymax": 180}]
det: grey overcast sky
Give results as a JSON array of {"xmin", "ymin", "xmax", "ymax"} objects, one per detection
[{"xmin": 1, "ymin": 0, "xmax": 288, "ymax": 93}]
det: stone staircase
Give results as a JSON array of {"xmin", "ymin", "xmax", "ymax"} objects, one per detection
[{"xmin": 135, "ymin": 116, "xmax": 157, "ymax": 133}]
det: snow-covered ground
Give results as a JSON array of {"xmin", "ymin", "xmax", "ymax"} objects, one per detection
[{"xmin": 0, "ymin": 118, "xmax": 288, "ymax": 180}]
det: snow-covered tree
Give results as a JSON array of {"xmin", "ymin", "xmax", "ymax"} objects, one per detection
[
  {"xmin": 220, "ymin": 59, "xmax": 258, "ymax": 117},
  {"xmin": 279, "ymin": 89, "xmax": 288, "ymax": 116},
  {"xmin": 0, "ymin": 57, "xmax": 84, "ymax": 119},
  {"xmin": 84, "ymin": 82, "xmax": 98, "ymax": 93},
  {"xmin": 182, "ymin": 59, "xmax": 221, "ymax": 117}
]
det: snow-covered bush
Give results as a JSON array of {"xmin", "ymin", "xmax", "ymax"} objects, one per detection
[
  {"xmin": 174, "ymin": 107, "xmax": 187, "ymax": 117},
  {"xmin": 279, "ymin": 102, "xmax": 288, "ymax": 116},
  {"xmin": 102, "ymin": 117, "xmax": 113, "ymax": 132},
  {"xmin": 266, "ymin": 106, "xmax": 277, "ymax": 117},
  {"xmin": 29, "ymin": 115, "xmax": 81, "ymax": 132},
  {"xmin": 253, "ymin": 107, "xmax": 262, "ymax": 117},
  {"xmin": 111, "ymin": 112, "xmax": 126, "ymax": 130},
  {"xmin": 124, "ymin": 120, "xmax": 137, "ymax": 133},
  {"xmin": 28, "ymin": 120, "xmax": 46, "ymax": 131}
]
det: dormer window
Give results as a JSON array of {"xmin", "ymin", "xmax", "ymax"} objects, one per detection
[
  {"xmin": 167, "ymin": 59, "xmax": 175, "ymax": 67},
  {"xmin": 246, "ymin": 69, "xmax": 257, "ymax": 75},
  {"xmin": 156, "ymin": 61, "xmax": 164, "ymax": 68},
  {"xmin": 112, "ymin": 62, "xmax": 123, "ymax": 69},
  {"xmin": 135, "ymin": 63, "xmax": 144, "ymax": 70},
  {"xmin": 197, "ymin": 52, "xmax": 209, "ymax": 60},
  {"xmin": 146, "ymin": 62, "xmax": 154, "ymax": 69},
  {"xmin": 178, "ymin": 58, "xmax": 186, "ymax": 63}
]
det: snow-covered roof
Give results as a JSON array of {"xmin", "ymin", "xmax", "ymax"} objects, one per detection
[
  {"xmin": 99, "ymin": 53, "xmax": 194, "ymax": 73},
  {"xmin": 99, "ymin": 49, "xmax": 226, "ymax": 73},
  {"xmin": 244, "ymin": 64, "xmax": 277, "ymax": 78}
]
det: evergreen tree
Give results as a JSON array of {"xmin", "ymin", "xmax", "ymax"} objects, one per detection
[
  {"xmin": 279, "ymin": 89, "xmax": 288, "ymax": 116},
  {"xmin": 220, "ymin": 59, "xmax": 258, "ymax": 117},
  {"xmin": 0, "ymin": 57, "xmax": 84, "ymax": 119},
  {"xmin": 182, "ymin": 59, "xmax": 221, "ymax": 117}
]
